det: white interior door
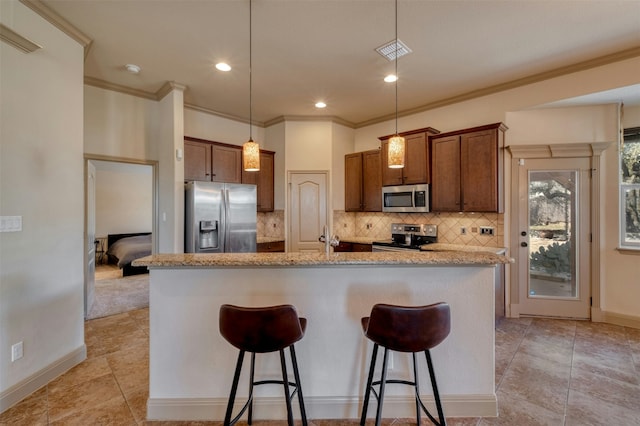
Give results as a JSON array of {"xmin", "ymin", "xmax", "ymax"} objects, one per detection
[
  {"xmin": 288, "ymin": 172, "xmax": 328, "ymax": 252},
  {"xmin": 514, "ymin": 157, "xmax": 591, "ymax": 319},
  {"xmin": 85, "ymin": 160, "xmax": 96, "ymax": 318}
]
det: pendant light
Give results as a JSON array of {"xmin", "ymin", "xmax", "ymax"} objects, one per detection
[
  {"xmin": 387, "ymin": 0, "xmax": 405, "ymax": 169},
  {"xmin": 243, "ymin": 0, "xmax": 260, "ymax": 172}
]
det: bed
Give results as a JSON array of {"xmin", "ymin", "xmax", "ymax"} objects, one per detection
[{"xmin": 106, "ymin": 233, "xmax": 152, "ymax": 276}]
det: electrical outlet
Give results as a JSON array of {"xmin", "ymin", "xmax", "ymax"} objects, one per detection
[
  {"xmin": 480, "ymin": 226, "xmax": 495, "ymax": 236},
  {"xmin": 11, "ymin": 341, "xmax": 23, "ymax": 362},
  {"xmin": 460, "ymin": 227, "xmax": 467, "ymax": 235}
]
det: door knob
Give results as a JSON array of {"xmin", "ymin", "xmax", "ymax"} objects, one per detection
[{"xmin": 520, "ymin": 242, "xmax": 528, "ymax": 247}]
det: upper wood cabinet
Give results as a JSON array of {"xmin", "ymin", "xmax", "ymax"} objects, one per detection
[
  {"xmin": 345, "ymin": 152, "xmax": 363, "ymax": 212},
  {"xmin": 431, "ymin": 123, "xmax": 507, "ymax": 213},
  {"xmin": 379, "ymin": 127, "xmax": 440, "ymax": 186},
  {"xmin": 184, "ymin": 139, "xmax": 212, "ymax": 181},
  {"xmin": 184, "ymin": 137, "xmax": 241, "ymax": 183},
  {"xmin": 242, "ymin": 151, "xmax": 275, "ymax": 212},
  {"xmin": 345, "ymin": 149, "xmax": 382, "ymax": 212}
]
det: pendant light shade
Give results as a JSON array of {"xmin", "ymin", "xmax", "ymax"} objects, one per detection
[
  {"xmin": 387, "ymin": 0, "xmax": 405, "ymax": 169},
  {"xmin": 388, "ymin": 135, "xmax": 405, "ymax": 168},
  {"xmin": 243, "ymin": 0, "xmax": 260, "ymax": 172},
  {"xmin": 243, "ymin": 138, "xmax": 260, "ymax": 171}
]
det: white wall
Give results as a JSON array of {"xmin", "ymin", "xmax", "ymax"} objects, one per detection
[
  {"xmin": 94, "ymin": 162, "xmax": 153, "ymax": 237},
  {"xmin": 0, "ymin": 0, "xmax": 85, "ymax": 408},
  {"xmin": 184, "ymin": 107, "xmax": 265, "ymax": 147},
  {"xmin": 84, "ymin": 85, "xmax": 159, "ymax": 160}
]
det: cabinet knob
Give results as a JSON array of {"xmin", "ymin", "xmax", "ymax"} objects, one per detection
[{"xmin": 520, "ymin": 242, "xmax": 528, "ymax": 247}]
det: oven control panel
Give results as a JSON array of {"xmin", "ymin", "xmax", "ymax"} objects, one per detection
[{"xmin": 391, "ymin": 223, "xmax": 437, "ymax": 237}]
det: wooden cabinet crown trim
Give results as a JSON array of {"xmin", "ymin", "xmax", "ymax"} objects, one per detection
[
  {"xmin": 378, "ymin": 126, "xmax": 440, "ymax": 141},
  {"xmin": 430, "ymin": 122, "xmax": 508, "ymax": 139},
  {"xmin": 184, "ymin": 136, "xmax": 275, "ymax": 154}
]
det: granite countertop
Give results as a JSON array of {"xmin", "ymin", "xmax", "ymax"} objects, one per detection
[
  {"xmin": 133, "ymin": 251, "xmax": 512, "ymax": 268},
  {"xmin": 257, "ymin": 236, "xmax": 285, "ymax": 244}
]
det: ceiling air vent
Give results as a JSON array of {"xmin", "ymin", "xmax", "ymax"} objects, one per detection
[{"xmin": 375, "ymin": 39, "xmax": 412, "ymax": 61}]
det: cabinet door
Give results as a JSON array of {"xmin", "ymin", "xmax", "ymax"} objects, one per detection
[
  {"xmin": 257, "ymin": 152, "xmax": 274, "ymax": 212},
  {"xmin": 345, "ymin": 152, "xmax": 363, "ymax": 211},
  {"xmin": 362, "ymin": 149, "xmax": 382, "ymax": 211},
  {"xmin": 403, "ymin": 133, "xmax": 429, "ymax": 184},
  {"xmin": 461, "ymin": 129, "xmax": 498, "ymax": 212},
  {"xmin": 381, "ymin": 139, "xmax": 404, "ymax": 186},
  {"xmin": 184, "ymin": 140, "xmax": 212, "ymax": 181},
  {"xmin": 242, "ymin": 151, "xmax": 275, "ymax": 212},
  {"xmin": 431, "ymin": 135, "xmax": 461, "ymax": 211},
  {"xmin": 211, "ymin": 144, "xmax": 242, "ymax": 183}
]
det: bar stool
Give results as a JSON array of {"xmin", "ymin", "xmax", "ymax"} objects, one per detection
[
  {"xmin": 219, "ymin": 304, "xmax": 308, "ymax": 426},
  {"xmin": 360, "ymin": 302, "xmax": 451, "ymax": 426}
]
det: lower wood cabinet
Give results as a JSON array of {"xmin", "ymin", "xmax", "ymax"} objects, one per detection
[
  {"xmin": 257, "ymin": 240, "xmax": 285, "ymax": 252},
  {"xmin": 333, "ymin": 242, "xmax": 372, "ymax": 252}
]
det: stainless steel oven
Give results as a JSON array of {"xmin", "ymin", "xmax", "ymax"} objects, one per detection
[{"xmin": 372, "ymin": 223, "xmax": 437, "ymax": 252}]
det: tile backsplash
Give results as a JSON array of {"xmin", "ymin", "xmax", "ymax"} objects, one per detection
[
  {"xmin": 259, "ymin": 209, "xmax": 503, "ymax": 247},
  {"xmin": 333, "ymin": 211, "xmax": 503, "ymax": 247},
  {"xmin": 257, "ymin": 210, "xmax": 285, "ymax": 238}
]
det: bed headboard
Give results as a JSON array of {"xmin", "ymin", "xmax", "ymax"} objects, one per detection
[{"xmin": 107, "ymin": 232, "xmax": 152, "ymax": 249}]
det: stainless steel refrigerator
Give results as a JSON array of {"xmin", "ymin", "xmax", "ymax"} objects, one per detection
[{"xmin": 185, "ymin": 181, "xmax": 257, "ymax": 253}]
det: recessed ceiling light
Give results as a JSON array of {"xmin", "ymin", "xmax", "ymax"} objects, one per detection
[
  {"xmin": 315, "ymin": 101, "xmax": 327, "ymax": 109},
  {"xmin": 125, "ymin": 64, "xmax": 141, "ymax": 74},
  {"xmin": 384, "ymin": 74, "xmax": 398, "ymax": 83},
  {"xmin": 216, "ymin": 62, "xmax": 231, "ymax": 72}
]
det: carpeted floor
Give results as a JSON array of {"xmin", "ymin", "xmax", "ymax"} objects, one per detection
[{"xmin": 87, "ymin": 266, "xmax": 149, "ymax": 320}]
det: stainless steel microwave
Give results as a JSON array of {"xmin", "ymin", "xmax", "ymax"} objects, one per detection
[{"xmin": 382, "ymin": 184, "xmax": 430, "ymax": 213}]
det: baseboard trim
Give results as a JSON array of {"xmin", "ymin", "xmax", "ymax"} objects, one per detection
[
  {"xmin": 147, "ymin": 393, "xmax": 498, "ymax": 421},
  {"xmin": 594, "ymin": 310, "xmax": 640, "ymax": 329},
  {"xmin": 0, "ymin": 345, "xmax": 86, "ymax": 413}
]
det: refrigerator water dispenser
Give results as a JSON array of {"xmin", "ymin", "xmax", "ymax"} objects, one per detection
[{"xmin": 199, "ymin": 220, "xmax": 218, "ymax": 249}]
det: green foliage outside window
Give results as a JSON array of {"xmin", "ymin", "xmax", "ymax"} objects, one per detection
[{"xmin": 622, "ymin": 127, "xmax": 640, "ymax": 246}]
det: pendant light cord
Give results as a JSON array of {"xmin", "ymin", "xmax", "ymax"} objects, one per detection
[
  {"xmin": 394, "ymin": 0, "xmax": 399, "ymax": 135},
  {"xmin": 249, "ymin": 0, "xmax": 253, "ymax": 141}
]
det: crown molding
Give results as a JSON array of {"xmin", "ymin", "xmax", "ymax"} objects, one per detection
[
  {"xmin": 157, "ymin": 81, "xmax": 187, "ymax": 100},
  {"xmin": 184, "ymin": 104, "xmax": 262, "ymax": 127},
  {"xmin": 0, "ymin": 23, "xmax": 41, "ymax": 53},
  {"xmin": 356, "ymin": 46, "xmax": 640, "ymax": 128},
  {"xmin": 19, "ymin": 0, "xmax": 92, "ymax": 50},
  {"xmin": 84, "ymin": 76, "xmax": 158, "ymax": 101},
  {"xmin": 264, "ymin": 115, "xmax": 356, "ymax": 129}
]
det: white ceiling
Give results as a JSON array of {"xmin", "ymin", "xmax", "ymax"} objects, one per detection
[{"xmin": 39, "ymin": 0, "xmax": 640, "ymax": 126}]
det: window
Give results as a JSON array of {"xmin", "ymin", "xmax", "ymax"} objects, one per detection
[{"xmin": 621, "ymin": 126, "xmax": 640, "ymax": 248}]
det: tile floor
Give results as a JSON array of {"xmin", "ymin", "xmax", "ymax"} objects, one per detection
[{"xmin": 1, "ymin": 312, "xmax": 639, "ymax": 425}]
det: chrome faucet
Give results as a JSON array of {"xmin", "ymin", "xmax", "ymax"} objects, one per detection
[{"xmin": 319, "ymin": 225, "xmax": 340, "ymax": 254}]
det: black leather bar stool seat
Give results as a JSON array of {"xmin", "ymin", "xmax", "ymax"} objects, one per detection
[
  {"xmin": 219, "ymin": 304, "xmax": 308, "ymax": 426},
  {"xmin": 360, "ymin": 302, "xmax": 451, "ymax": 426}
]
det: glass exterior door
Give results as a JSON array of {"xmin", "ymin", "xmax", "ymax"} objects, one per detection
[
  {"xmin": 528, "ymin": 170, "xmax": 577, "ymax": 299},
  {"xmin": 516, "ymin": 158, "xmax": 591, "ymax": 319}
]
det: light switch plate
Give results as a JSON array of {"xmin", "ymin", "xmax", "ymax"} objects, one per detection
[{"xmin": 0, "ymin": 216, "xmax": 22, "ymax": 232}]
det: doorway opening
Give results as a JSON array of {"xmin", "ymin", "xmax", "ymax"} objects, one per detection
[{"xmin": 84, "ymin": 155, "xmax": 158, "ymax": 319}]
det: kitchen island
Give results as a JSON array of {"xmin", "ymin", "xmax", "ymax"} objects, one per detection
[{"xmin": 133, "ymin": 251, "xmax": 511, "ymax": 421}]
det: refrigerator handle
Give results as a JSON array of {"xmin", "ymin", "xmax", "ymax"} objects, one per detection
[{"xmin": 223, "ymin": 188, "xmax": 230, "ymax": 251}]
